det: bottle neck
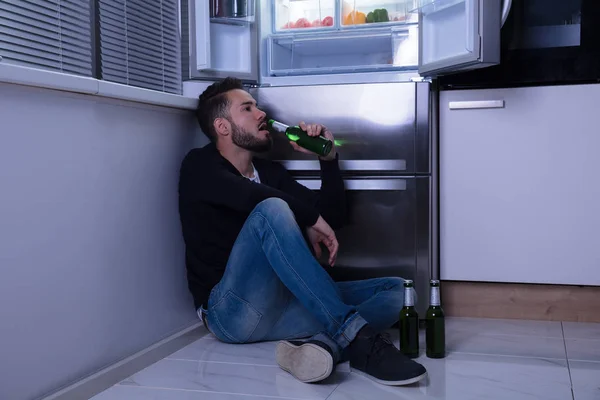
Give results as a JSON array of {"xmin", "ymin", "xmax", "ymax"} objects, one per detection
[
  {"xmin": 430, "ymin": 286, "xmax": 441, "ymax": 306},
  {"xmin": 404, "ymin": 286, "xmax": 415, "ymax": 307},
  {"xmin": 269, "ymin": 120, "xmax": 288, "ymax": 133}
]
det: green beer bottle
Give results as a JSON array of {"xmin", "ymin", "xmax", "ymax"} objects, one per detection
[
  {"xmin": 426, "ymin": 279, "xmax": 446, "ymax": 358},
  {"xmin": 399, "ymin": 280, "xmax": 419, "ymax": 358},
  {"xmin": 268, "ymin": 119, "xmax": 333, "ymax": 157}
]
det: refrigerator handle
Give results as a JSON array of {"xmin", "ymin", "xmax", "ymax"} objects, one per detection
[
  {"xmin": 448, "ymin": 100, "xmax": 505, "ymax": 110},
  {"xmin": 297, "ymin": 179, "xmax": 407, "ymax": 191}
]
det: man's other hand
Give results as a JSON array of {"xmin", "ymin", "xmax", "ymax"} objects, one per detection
[{"xmin": 308, "ymin": 216, "xmax": 338, "ymax": 266}]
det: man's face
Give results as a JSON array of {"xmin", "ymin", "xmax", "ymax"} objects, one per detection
[{"xmin": 225, "ymin": 89, "xmax": 271, "ymax": 153}]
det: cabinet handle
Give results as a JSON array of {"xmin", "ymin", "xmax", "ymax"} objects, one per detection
[{"xmin": 449, "ymin": 100, "xmax": 505, "ymax": 110}]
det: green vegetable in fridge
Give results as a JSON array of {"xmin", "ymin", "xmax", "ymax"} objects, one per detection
[
  {"xmin": 375, "ymin": 8, "xmax": 389, "ymax": 22},
  {"xmin": 366, "ymin": 8, "xmax": 390, "ymax": 23}
]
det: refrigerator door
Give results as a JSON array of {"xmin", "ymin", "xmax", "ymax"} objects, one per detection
[
  {"xmin": 256, "ymin": 82, "xmax": 419, "ymax": 173},
  {"xmin": 187, "ymin": 0, "xmax": 259, "ymax": 82},
  {"xmin": 416, "ymin": 0, "xmax": 502, "ymax": 76}
]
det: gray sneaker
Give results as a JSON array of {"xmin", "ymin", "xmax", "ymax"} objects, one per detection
[{"xmin": 275, "ymin": 340, "xmax": 334, "ymax": 383}]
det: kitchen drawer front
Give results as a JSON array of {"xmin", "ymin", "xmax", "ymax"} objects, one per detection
[{"xmin": 439, "ymin": 85, "xmax": 600, "ymax": 286}]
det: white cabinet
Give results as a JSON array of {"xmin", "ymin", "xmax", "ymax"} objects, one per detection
[{"xmin": 439, "ymin": 84, "xmax": 600, "ymax": 286}]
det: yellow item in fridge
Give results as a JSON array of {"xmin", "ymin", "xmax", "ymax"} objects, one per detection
[
  {"xmin": 344, "ymin": 10, "xmax": 366, "ymax": 25},
  {"xmin": 342, "ymin": 1, "xmax": 353, "ymax": 19}
]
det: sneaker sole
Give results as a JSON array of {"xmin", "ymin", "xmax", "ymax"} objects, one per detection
[
  {"xmin": 350, "ymin": 367, "xmax": 428, "ymax": 386},
  {"xmin": 275, "ymin": 341, "xmax": 334, "ymax": 383}
]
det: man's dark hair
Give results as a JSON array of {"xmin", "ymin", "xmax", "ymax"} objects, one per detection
[{"xmin": 196, "ymin": 77, "xmax": 245, "ymax": 142}]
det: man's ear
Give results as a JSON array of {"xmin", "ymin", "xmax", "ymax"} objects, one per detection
[{"xmin": 213, "ymin": 117, "xmax": 230, "ymax": 138}]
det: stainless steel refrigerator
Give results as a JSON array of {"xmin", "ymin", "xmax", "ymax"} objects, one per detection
[{"xmin": 252, "ymin": 81, "xmax": 435, "ymax": 316}]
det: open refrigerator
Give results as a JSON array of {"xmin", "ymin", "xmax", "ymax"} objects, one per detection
[
  {"xmin": 186, "ymin": 0, "xmax": 505, "ymax": 85},
  {"xmin": 183, "ymin": 0, "xmax": 510, "ymax": 315}
]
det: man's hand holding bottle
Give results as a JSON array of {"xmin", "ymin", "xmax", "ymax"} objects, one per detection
[{"xmin": 288, "ymin": 121, "xmax": 337, "ymax": 161}]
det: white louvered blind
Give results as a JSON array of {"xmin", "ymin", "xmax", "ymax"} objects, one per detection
[
  {"xmin": 0, "ymin": 0, "xmax": 93, "ymax": 76},
  {"xmin": 98, "ymin": 0, "xmax": 182, "ymax": 95}
]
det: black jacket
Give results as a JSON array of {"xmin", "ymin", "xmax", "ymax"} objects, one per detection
[{"xmin": 178, "ymin": 143, "xmax": 347, "ymax": 309}]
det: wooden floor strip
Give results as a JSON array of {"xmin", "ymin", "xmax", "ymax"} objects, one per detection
[{"xmin": 440, "ymin": 281, "xmax": 600, "ymax": 323}]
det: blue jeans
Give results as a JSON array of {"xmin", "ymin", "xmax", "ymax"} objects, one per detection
[{"xmin": 201, "ymin": 198, "xmax": 410, "ymax": 363}]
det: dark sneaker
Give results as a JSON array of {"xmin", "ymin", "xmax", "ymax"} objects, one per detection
[
  {"xmin": 276, "ymin": 340, "xmax": 334, "ymax": 383},
  {"xmin": 348, "ymin": 325, "xmax": 427, "ymax": 386}
]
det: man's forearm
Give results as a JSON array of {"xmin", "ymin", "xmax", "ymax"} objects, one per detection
[{"xmin": 317, "ymin": 155, "xmax": 347, "ymax": 229}]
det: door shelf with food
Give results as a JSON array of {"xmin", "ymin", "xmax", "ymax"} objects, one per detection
[{"xmin": 189, "ymin": 0, "xmax": 259, "ymax": 82}]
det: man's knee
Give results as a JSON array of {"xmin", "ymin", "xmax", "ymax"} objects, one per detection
[
  {"xmin": 253, "ymin": 198, "xmax": 295, "ymax": 222},
  {"xmin": 382, "ymin": 277, "xmax": 405, "ymax": 292},
  {"xmin": 255, "ymin": 197, "xmax": 290, "ymax": 212}
]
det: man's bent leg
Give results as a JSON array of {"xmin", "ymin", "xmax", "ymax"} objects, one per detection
[
  {"xmin": 265, "ymin": 275, "xmax": 429, "ymax": 386},
  {"xmin": 206, "ymin": 198, "xmax": 367, "ymax": 358},
  {"xmin": 262, "ymin": 277, "xmax": 409, "ymax": 348},
  {"xmin": 338, "ymin": 277, "xmax": 410, "ymax": 331},
  {"xmin": 206, "ymin": 199, "xmax": 426, "ymax": 386}
]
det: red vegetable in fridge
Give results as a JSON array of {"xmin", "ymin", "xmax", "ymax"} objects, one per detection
[
  {"xmin": 312, "ymin": 19, "xmax": 323, "ymax": 27},
  {"xmin": 322, "ymin": 16, "xmax": 333, "ymax": 26},
  {"xmin": 295, "ymin": 18, "xmax": 311, "ymax": 28}
]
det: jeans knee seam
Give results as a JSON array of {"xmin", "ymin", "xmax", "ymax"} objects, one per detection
[{"xmin": 251, "ymin": 211, "xmax": 343, "ymax": 332}]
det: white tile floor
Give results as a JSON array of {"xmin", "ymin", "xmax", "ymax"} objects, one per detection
[{"xmin": 91, "ymin": 317, "xmax": 600, "ymax": 400}]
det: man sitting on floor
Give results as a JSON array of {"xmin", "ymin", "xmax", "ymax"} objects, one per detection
[{"xmin": 178, "ymin": 77, "xmax": 427, "ymax": 386}]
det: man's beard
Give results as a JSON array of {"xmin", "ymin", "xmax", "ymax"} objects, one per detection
[{"xmin": 230, "ymin": 120, "xmax": 272, "ymax": 153}]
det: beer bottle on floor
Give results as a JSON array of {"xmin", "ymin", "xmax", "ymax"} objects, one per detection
[
  {"xmin": 426, "ymin": 279, "xmax": 446, "ymax": 358},
  {"xmin": 268, "ymin": 119, "xmax": 333, "ymax": 157},
  {"xmin": 399, "ymin": 280, "xmax": 419, "ymax": 358}
]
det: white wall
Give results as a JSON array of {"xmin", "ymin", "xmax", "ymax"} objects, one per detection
[{"xmin": 0, "ymin": 82, "xmax": 202, "ymax": 400}]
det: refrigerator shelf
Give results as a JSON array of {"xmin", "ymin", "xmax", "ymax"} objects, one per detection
[
  {"xmin": 408, "ymin": 0, "xmax": 465, "ymax": 14},
  {"xmin": 274, "ymin": 0, "xmax": 337, "ymax": 32},
  {"xmin": 341, "ymin": 0, "xmax": 418, "ymax": 28},
  {"xmin": 267, "ymin": 26, "xmax": 418, "ymax": 76},
  {"xmin": 209, "ymin": 15, "xmax": 256, "ymax": 26},
  {"xmin": 273, "ymin": 0, "xmax": 418, "ymax": 33}
]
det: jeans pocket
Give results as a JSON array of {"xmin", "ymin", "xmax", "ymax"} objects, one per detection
[{"xmin": 211, "ymin": 290, "xmax": 262, "ymax": 343}]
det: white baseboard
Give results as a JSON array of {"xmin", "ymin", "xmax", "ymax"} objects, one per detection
[{"xmin": 42, "ymin": 322, "xmax": 207, "ymax": 400}]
